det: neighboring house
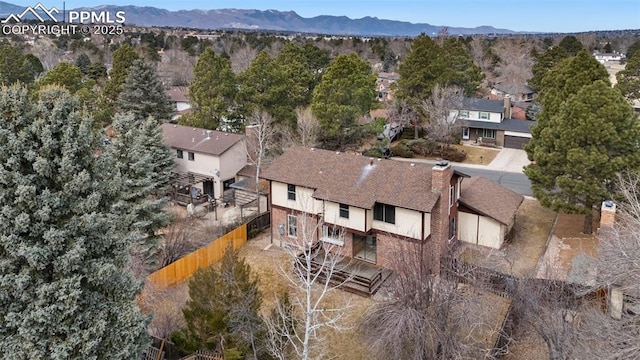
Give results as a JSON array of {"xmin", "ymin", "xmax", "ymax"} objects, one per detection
[
  {"xmin": 261, "ymin": 147, "xmax": 522, "ymax": 272},
  {"xmin": 458, "ymin": 177, "xmax": 524, "ymax": 249},
  {"xmin": 490, "ymin": 82, "xmax": 537, "ymax": 102},
  {"xmin": 165, "ymin": 87, "xmax": 191, "ymax": 122},
  {"xmin": 454, "ymin": 97, "xmax": 535, "ymax": 149},
  {"xmin": 161, "ymin": 123, "xmax": 246, "ymax": 201},
  {"xmin": 593, "ymin": 51, "xmax": 625, "ymax": 63},
  {"xmin": 376, "ymin": 72, "xmax": 399, "ymax": 102}
]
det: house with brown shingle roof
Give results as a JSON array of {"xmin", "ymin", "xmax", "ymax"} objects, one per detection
[
  {"xmin": 161, "ymin": 123, "xmax": 246, "ymax": 200},
  {"xmin": 261, "ymin": 147, "xmax": 523, "ymax": 272},
  {"xmin": 458, "ymin": 177, "xmax": 524, "ymax": 249}
]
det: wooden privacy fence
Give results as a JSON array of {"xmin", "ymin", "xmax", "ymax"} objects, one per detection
[{"xmin": 148, "ymin": 224, "xmax": 247, "ymax": 287}]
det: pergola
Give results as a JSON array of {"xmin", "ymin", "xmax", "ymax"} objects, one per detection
[{"xmin": 169, "ymin": 171, "xmax": 216, "ymax": 207}]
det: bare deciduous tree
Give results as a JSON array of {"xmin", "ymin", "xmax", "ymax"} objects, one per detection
[
  {"xmin": 231, "ymin": 46, "xmax": 258, "ymax": 73},
  {"xmin": 359, "ymin": 239, "xmax": 488, "ymax": 360},
  {"xmin": 158, "ymin": 219, "xmax": 199, "ymax": 268},
  {"xmin": 387, "ymin": 98, "xmax": 417, "ymax": 138},
  {"xmin": 568, "ymin": 172, "xmax": 640, "ymax": 359},
  {"xmin": 419, "ymin": 84, "xmax": 464, "ymax": 148},
  {"xmin": 246, "ymin": 109, "xmax": 277, "ymax": 216},
  {"xmin": 295, "ymin": 107, "xmax": 320, "ymax": 148},
  {"xmin": 265, "ymin": 213, "xmax": 352, "ymax": 360}
]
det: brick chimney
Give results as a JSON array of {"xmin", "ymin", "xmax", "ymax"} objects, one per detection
[
  {"xmin": 430, "ymin": 161, "xmax": 453, "ymax": 275},
  {"xmin": 600, "ymin": 200, "xmax": 616, "ymax": 228},
  {"xmin": 503, "ymin": 96, "xmax": 511, "ymax": 120}
]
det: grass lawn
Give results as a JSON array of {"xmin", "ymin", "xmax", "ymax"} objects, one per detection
[{"xmin": 450, "ymin": 144, "xmax": 500, "ymax": 165}]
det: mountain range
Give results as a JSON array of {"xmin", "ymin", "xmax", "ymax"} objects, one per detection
[{"xmin": 0, "ymin": 1, "xmax": 517, "ymax": 36}]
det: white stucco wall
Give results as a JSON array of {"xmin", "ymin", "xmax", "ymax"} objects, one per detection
[
  {"xmin": 454, "ymin": 109, "xmax": 503, "ymax": 123},
  {"xmin": 272, "ymin": 181, "xmax": 323, "ymax": 214},
  {"xmin": 324, "ymin": 201, "xmax": 366, "ymax": 232},
  {"xmin": 371, "ymin": 206, "xmax": 422, "ymax": 240},
  {"xmin": 176, "ymin": 101, "xmax": 191, "ymax": 112},
  {"xmin": 458, "ymin": 211, "xmax": 506, "ymax": 249}
]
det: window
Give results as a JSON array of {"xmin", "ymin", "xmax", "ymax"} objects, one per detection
[
  {"xmin": 449, "ymin": 217, "xmax": 456, "ymax": 239},
  {"xmin": 287, "ymin": 215, "xmax": 297, "ymax": 237},
  {"xmin": 479, "ymin": 112, "xmax": 490, "ymax": 120},
  {"xmin": 459, "ymin": 110, "xmax": 469, "ymax": 118},
  {"xmin": 287, "ymin": 184, "xmax": 296, "ymax": 201},
  {"xmin": 188, "ymin": 152, "xmax": 195, "ymax": 161},
  {"xmin": 176, "ymin": 149, "xmax": 183, "ymax": 159},
  {"xmin": 321, "ymin": 224, "xmax": 344, "ymax": 246},
  {"xmin": 339, "ymin": 203, "xmax": 349, "ymax": 219},
  {"xmin": 373, "ymin": 203, "xmax": 395, "ymax": 224},
  {"xmin": 482, "ymin": 129, "xmax": 496, "ymax": 139},
  {"xmin": 449, "ymin": 185, "xmax": 455, "ymax": 207}
]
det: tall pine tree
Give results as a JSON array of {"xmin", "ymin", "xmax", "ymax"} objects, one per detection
[
  {"xmin": 525, "ymin": 81, "xmax": 640, "ymax": 233},
  {"xmin": 182, "ymin": 48, "xmax": 237, "ymax": 131},
  {"xmin": 116, "ymin": 59, "xmax": 174, "ymax": 123},
  {"xmin": 0, "ymin": 85, "xmax": 149, "ymax": 358},
  {"xmin": 106, "ymin": 112, "xmax": 175, "ymax": 270}
]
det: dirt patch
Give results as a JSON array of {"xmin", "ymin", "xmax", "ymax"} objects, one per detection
[
  {"xmin": 503, "ymin": 323, "xmax": 548, "ymax": 360},
  {"xmin": 553, "ymin": 212, "xmax": 598, "ymax": 239},
  {"xmin": 460, "ymin": 199, "xmax": 556, "ymax": 277},
  {"xmin": 450, "ymin": 144, "xmax": 500, "ymax": 165}
]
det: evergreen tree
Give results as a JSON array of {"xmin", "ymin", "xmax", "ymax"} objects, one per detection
[
  {"xmin": 396, "ymin": 35, "xmax": 445, "ymax": 103},
  {"xmin": 557, "ymin": 35, "xmax": 584, "ymax": 56},
  {"xmin": 116, "ymin": 59, "xmax": 174, "ymax": 123},
  {"xmin": 174, "ymin": 246, "xmax": 264, "ymax": 358},
  {"xmin": 0, "ymin": 43, "xmax": 38, "ymax": 85},
  {"xmin": 529, "ymin": 46, "xmax": 569, "ymax": 91},
  {"xmin": 23, "ymin": 53, "xmax": 44, "ymax": 79},
  {"xmin": 181, "ymin": 48, "xmax": 237, "ymax": 130},
  {"xmin": 75, "ymin": 54, "xmax": 91, "ymax": 75},
  {"xmin": 311, "ymin": 53, "xmax": 376, "ymax": 150},
  {"xmin": 0, "ymin": 85, "xmax": 149, "ymax": 358},
  {"xmin": 106, "ymin": 112, "xmax": 174, "ymax": 269},
  {"xmin": 616, "ymin": 51, "xmax": 640, "ymax": 101},
  {"xmin": 525, "ymin": 81, "xmax": 640, "ymax": 234},
  {"xmin": 36, "ymin": 62, "xmax": 84, "ymax": 93},
  {"xmin": 104, "ymin": 45, "xmax": 139, "ymax": 101},
  {"xmin": 439, "ymin": 37, "xmax": 484, "ymax": 95},
  {"xmin": 626, "ymin": 40, "xmax": 640, "ymax": 60}
]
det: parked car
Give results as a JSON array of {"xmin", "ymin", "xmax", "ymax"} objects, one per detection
[{"xmin": 377, "ymin": 122, "xmax": 402, "ymax": 142}]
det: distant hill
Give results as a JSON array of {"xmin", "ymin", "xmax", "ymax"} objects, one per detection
[{"xmin": 0, "ymin": 2, "xmax": 517, "ymax": 36}]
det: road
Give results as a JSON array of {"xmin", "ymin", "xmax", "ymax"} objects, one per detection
[
  {"xmin": 391, "ymin": 157, "xmax": 533, "ymax": 196},
  {"xmin": 452, "ymin": 165, "xmax": 533, "ymax": 197}
]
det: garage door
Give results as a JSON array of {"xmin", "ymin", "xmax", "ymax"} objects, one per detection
[{"xmin": 504, "ymin": 135, "xmax": 529, "ymax": 149}]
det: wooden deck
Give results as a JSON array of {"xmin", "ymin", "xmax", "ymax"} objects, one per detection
[{"xmin": 297, "ymin": 247, "xmax": 392, "ymax": 297}]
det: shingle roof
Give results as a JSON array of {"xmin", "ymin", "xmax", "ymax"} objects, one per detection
[
  {"xmin": 166, "ymin": 87, "xmax": 189, "ymax": 103},
  {"xmin": 459, "ymin": 177, "xmax": 524, "ymax": 225},
  {"xmin": 161, "ymin": 124, "xmax": 244, "ymax": 156},
  {"xmin": 261, "ymin": 147, "xmax": 442, "ymax": 213},
  {"xmin": 461, "ymin": 118, "xmax": 536, "ymax": 133},
  {"xmin": 461, "ymin": 98, "xmax": 505, "ymax": 113}
]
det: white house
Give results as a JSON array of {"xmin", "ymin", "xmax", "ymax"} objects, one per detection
[
  {"xmin": 165, "ymin": 87, "xmax": 191, "ymax": 122},
  {"xmin": 453, "ymin": 97, "xmax": 535, "ymax": 149},
  {"xmin": 161, "ymin": 124, "xmax": 246, "ymax": 201}
]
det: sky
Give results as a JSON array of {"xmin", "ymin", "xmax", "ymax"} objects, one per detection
[{"xmin": 9, "ymin": 0, "xmax": 640, "ymax": 33}]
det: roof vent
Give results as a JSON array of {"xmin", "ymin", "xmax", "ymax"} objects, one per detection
[
  {"xmin": 310, "ymin": 148, "xmax": 315, "ymax": 151},
  {"xmin": 191, "ymin": 137, "xmax": 195, "ymax": 143},
  {"xmin": 377, "ymin": 158, "xmax": 381, "ymax": 161},
  {"xmin": 369, "ymin": 159, "xmax": 374, "ymax": 166},
  {"xmin": 173, "ymin": 125, "xmax": 177, "ymax": 128},
  {"xmin": 336, "ymin": 151, "xmax": 340, "ymax": 155},
  {"xmin": 225, "ymin": 133, "xmax": 229, "ymax": 136},
  {"xmin": 192, "ymin": 128, "xmax": 196, "ymax": 131},
  {"xmin": 410, "ymin": 163, "xmax": 415, "ymax": 167},
  {"xmin": 435, "ymin": 160, "xmax": 449, "ymax": 167},
  {"xmin": 604, "ymin": 200, "xmax": 614, "ymax": 208}
]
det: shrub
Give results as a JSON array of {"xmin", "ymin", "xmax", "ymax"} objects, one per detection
[
  {"xmin": 440, "ymin": 147, "xmax": 467, "ymax": 162},
  {"xmin": 362, "ymin": 147, "xmax": 384, "ymax": 158},
  {"xmin": 390, "ymin": 142, "xmax": 414, "ymax": 158},
  {"xmin": 406, "ymin": 138, "xmax": 438, "ymax": 157}
]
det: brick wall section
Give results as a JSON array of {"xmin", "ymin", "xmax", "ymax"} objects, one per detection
[
  {"xmin": 271, "ymin": 206, "xmax": 319, "ymax": 247},
  {"xmin": 599, "ymin": 201, "xmax": 616, "ymax": 230},
  {"xmin": 328, "ymin": 231, "xmax": 354, "ymax": 258},
  {"xmin": 377, "ymin": 233, "xmax": 428, "ymax": 271},
  {"xmin": 429, "ymin": 162, "xmax": 453, "ymax": 275}
]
